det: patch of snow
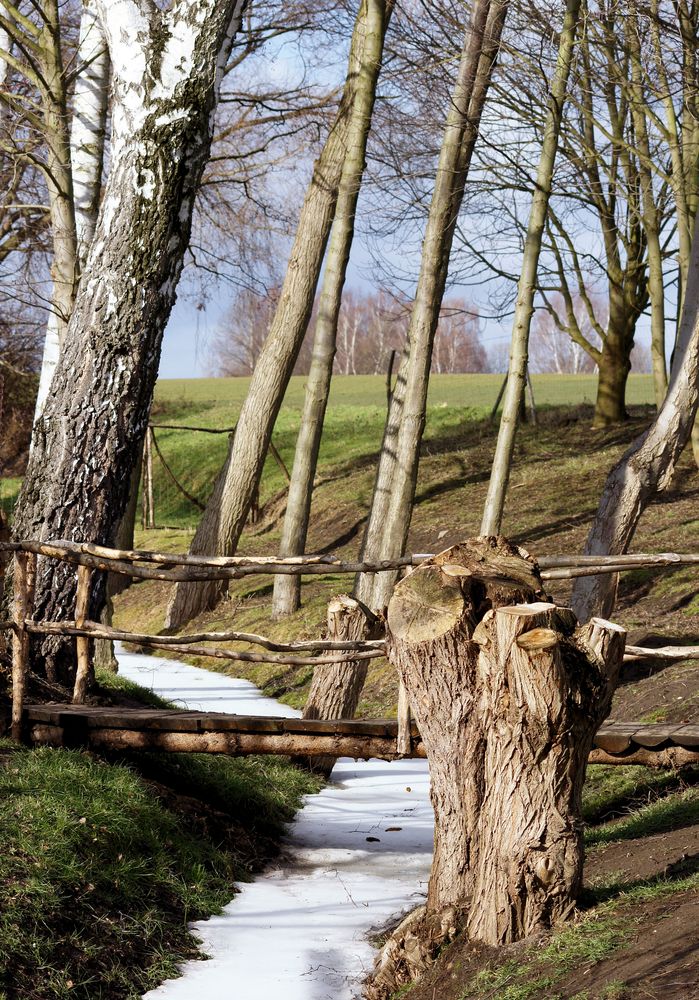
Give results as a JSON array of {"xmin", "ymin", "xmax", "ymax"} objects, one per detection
[{"xmin": 116, "ymin": 645, "xmax": 434, "ymax": 999}]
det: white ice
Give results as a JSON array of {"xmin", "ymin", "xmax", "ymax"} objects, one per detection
[{"xmin": 116, "ymin": 645, "xmax": 434, "ymax": 1000}]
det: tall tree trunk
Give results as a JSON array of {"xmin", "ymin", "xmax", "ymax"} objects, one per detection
[
  {"xmin": 33, "ymin": 0, "xmax": 79, "ymax": 420},
  {"xmin": 71, "ymin": 0, "xmax": 110, "ymax": 268},
  {"xmin": 572, "ymin": 213, "xmax": 699, "ymax": 621},
  {"xmin": 12, "ymin": 0, "xmax": 247, "ymax": 684},
  {"xmin": 272, "ymin": 0, "xmax": 390, "ymax": 620},
  {"xmin": 480, "ymin": 0, "xmax": 581, "ymax": 536},
  {"xmin": 354, "ymin": 0, "xmax": 508, "ymax": 613},
  {"xmin": 166, "ymin": 3, "xmax": 373, "ymax": 630},
  {"xmin": 374, "ymin": 538, "xmax": 624, "ymax": 990},
  {"xmin": 627, "ymin": 13, "xmax": 666, "ymax": 409}
]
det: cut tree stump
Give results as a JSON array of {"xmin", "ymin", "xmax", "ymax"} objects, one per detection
[{"xmin": 372, "ymin": 536, "xmax": 626, "ymax": 995}]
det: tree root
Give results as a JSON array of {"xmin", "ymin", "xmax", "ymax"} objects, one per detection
[{"xmin": 365, "ymin": 904, "xmax": 463, "ymax": 999}]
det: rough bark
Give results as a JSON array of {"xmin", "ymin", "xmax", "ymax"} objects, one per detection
[
  {"xmin": 372, "ymin": 537, "xmax": 625, "ymax": 993},
  {"xmin": 166, "ymin": 3, "xmax": 372, "ymax": 629},
  {"xmin": 272, "ymin": 0, "xmax": 389, "ymax": 619},
  {"xmin": 572, "ymin": 212, "xmax": 699, "ymax": 622},
  {"xmin": 294, "ymin": 594, "xmax": 376, "ymax": 777},
  {"xmin": 13, "ymin": 0, "xmax": 247, "ymax": 683},
  {"xmin": 480, "ymin": 0, "xmax": 581, "ymax": 536},
  {"xmin": 354, "ymin": 0, "xmax": 508, "ymax": 613}
]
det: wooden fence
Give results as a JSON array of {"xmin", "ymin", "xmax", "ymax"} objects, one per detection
[{"xmin": 1, "ymin": 538, "xmax": 698, "ymax": 755}]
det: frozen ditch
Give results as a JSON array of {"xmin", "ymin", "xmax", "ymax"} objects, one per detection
[{"xmin": 117, "ymin": 645, "xmax": 434, "ymax": 1000}]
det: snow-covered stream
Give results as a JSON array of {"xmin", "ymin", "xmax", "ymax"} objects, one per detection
[{"xmin": 117, "ymin": 646, "xmax": 434, "ymax": 1000}]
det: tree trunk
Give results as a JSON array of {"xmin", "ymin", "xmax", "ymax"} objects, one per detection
[
  {"xmin": 480, "ymin": 0, "xmax": 581, "ymax": 536},
  {"xmin": 12, "ymin": 0, "xmax": 247, "ymax": 684},
  {"xmin": 572, "ymin": 212, "xmax": 699, "ymax": 622},
  {"xmin": 166, "ymin": 3, "xmax": 373, "ymax": 630},
  {"xmin": 33, "ymin": 0, "xmax": 79, "ymax": 420},
  {"xmin": 294, "ymin": 595, "xmax": 376, "ymax": 778},
  {"xmin": 377, "ymin": 537, "xmax": 625, "ymax": 987},
  {"xmin": 93, "ymin": 450, "xmax": 141, "ymax": 674},
  {"xmin": 627, "ymin": 14, "xmax": 667, "ymax": 410},
  {"xmin": 354, "ymin": 0, "xmax": 508, "ymax": 614},
  {"xmin": 593, "ymin": 339, "xmax": 632, "ymax": 427},
  {"xmin": 271, "ymin": 0, "xmax": 390, "ymax": 620}
]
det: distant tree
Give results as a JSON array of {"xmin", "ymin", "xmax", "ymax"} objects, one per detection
[{"xmin": 529, "ymin": 294, "xmax": 599, "ymax": 375}]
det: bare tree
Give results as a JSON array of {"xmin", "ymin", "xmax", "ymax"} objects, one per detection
[
  {"xmin": 481, "ymin": 0, "xmax": 582, "ymax": 536},
  {"xmin": 355, "ymin": 0, "xmax": 509, "ymax": 612},
  {"xmin": 166, "ymin": 0, "xmax": 387, "ymax": 629},
  {"xmin": 272, "ymin": 0, "xmax": 391, "ymax": 619},
  {"xmin": 572, "ymin": 212, "xmax": 699, "ymax": 621}
]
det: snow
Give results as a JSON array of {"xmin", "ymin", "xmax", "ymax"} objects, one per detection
[{"xmin": 116, "ymin": 645, "xmax": 434, "ymax": 999}]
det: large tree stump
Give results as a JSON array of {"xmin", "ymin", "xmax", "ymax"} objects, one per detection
[
  {"xmin": 378, "ymin": 536, "xmax": 625, "ymax": 986},
  {"xmin": 297, "ymin": 594, "xmax": 378, "ymax": 778}
]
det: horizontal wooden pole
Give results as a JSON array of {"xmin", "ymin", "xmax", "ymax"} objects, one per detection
[
  {"xmin": 588, "ymin": 746, "xmax": 699, "ymax": 768},
  {"xmin": 2, "ymin": 540, "xmax": 698, "ymax": 583},
  {"xmin": 25, "ymin": 721, "xmax": 699, "ymax": 767},
  {"xmin": 28, "ymin": 723, "xmax": 423, "ymax": 760},
  {"xmin": 25, "ymin": 620, "xmax": 385, "ymax": 666}
]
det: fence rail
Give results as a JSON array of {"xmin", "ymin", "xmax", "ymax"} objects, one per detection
[{"xmin": 1, "ymin": 539, "xmax": 697, "ymax": 752}]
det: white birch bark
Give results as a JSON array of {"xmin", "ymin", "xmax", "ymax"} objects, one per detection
[
  {"xmin": 480, "ymin": 0, "xmax": 581, "ymax": 536},
  {"xmin": 71, "ymin": 0, "xmax": 110, "ymax": 267},
  {"xmin": 571, "ymin": 211, "xmax": 699, "ymax": 622}
]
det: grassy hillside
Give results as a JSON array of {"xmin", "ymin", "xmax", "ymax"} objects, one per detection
[{"xmin": 2, "ymin": 374, "xmax": 697, "ymax": 1000}]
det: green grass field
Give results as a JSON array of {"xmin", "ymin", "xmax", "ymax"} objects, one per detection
[{"xmin": 132, "ymin": 373, "xmax": 655, "ymax": 532}]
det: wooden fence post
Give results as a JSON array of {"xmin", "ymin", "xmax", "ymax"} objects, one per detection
[
  {"xmin": 11, "ymin": 551, "xmax": 36, "ymax": 742},
  {"xmin": 141, "ymin": 427, "xmax": 155, "ymax": 529},
  {"xmin": 73, "ymin": 563, "xmax": 93, "ymax": 704},
  {"xmin": 396, "ymin": 676, "xmax": 412, "ymax": 756}
]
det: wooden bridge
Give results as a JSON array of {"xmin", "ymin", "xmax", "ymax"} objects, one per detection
[{"xmin": 11, "ymin": 703, "xmax": 699, "ymax": 768}]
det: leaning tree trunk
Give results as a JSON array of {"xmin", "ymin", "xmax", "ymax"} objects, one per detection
[
  {"xmin": 166, "ymin": 1, "xmax": 373, "ymax": 630},
  {"xmin": 370, "ymin": 537, "xmax": 625, "ymax": 995},
  {"xmin": 295, "ymin": 595, "xmax": 376, "ymax": 777},
  {"xmin": 12, "ymin": 0, "xmax": 247, "ymax": 684},
  {"xmin": 572, "ymin": 213, "xmax": 699, "ymax": 622},
  {"xmin": 480, "ymin": 0, "xmax": 582, "ymax": 536},
  {"xmin": 271, "ymin": 0, "xmax": 390, "ymax": 620},
  {"xmin": 354, "ymin": 0, "xmax": 508, "ymax": 614}
]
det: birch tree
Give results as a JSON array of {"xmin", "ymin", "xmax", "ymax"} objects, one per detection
[
  {"xmin": 480, "ymin": 0, "xmax": 582, "ymax": 536},
  {"xmin": 271, "ymin": 0, "xmax": 390, "ymax": 620},
  {"xmin": 355, "ymin": 0, "xmax": 508, "ymax": 612},
  {"xmin": 166, "ymin": 0, "xmax": 381, "ymax": 629},
  {"xmin": 12, "ymin": 0, "xmax": 247, "ymax": 684}
]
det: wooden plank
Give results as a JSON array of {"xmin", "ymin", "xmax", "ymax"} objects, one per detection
[
  {"xmin": 630, "ymin": 725, "xmax": 683, "ymax": 748},
  {"xmin": 593, "ymin": 724, "xmax": 643, "ymax": 754},
  {"xmin": 670, "ymin": 725, "xmax": 699, "ymax": 748}
]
